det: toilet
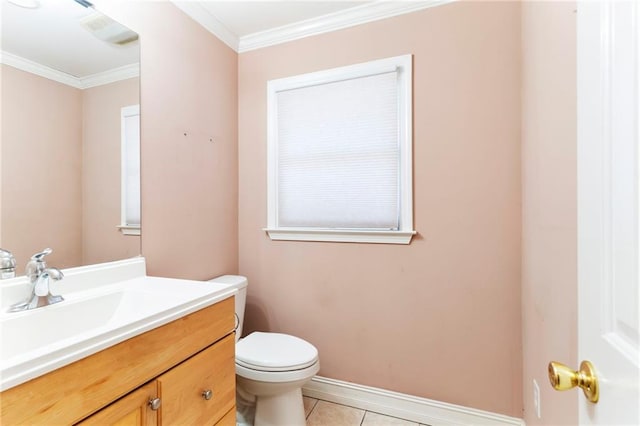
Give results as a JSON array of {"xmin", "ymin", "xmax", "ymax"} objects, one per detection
[{"xmin": 208, "ymin": 275, "xmax": 319, "ymax": 426}]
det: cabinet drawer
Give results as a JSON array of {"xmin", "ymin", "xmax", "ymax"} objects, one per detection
[{"xmin": 158, "ymin": 334, "xmax": 235, "ymax": 425}]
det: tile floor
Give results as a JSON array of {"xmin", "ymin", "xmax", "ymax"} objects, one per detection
[{"xmin": 303, "ymin": 397, "xmax": 429, "ymax": 426}]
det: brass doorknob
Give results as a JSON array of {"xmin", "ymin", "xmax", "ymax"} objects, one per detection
[{"xmin": 548, "ymin": 360, "xmax": 599, "ymax": 403}]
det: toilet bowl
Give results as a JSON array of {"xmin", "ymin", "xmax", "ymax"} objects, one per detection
[{"xmin": 208, "ymin": 275, "xmax": 319, "ymax": 426}]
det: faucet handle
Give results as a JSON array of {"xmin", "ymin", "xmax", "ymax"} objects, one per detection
[
  {"xmin": 26, "ymin": 248, "xmax": 53, "ymax": 280},
  {"xmin": 34, "ymin": 268, "xmax": 64, "ymax": 297},
  {"xmin": 31, "ymin": 248, "xmax": 53, "ymax": 262}
]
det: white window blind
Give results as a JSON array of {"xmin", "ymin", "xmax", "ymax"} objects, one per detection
[
  {"xmin": 266, "ymin": 55, "xmax": 415, "ymax": 244},
  {"xmin": 277, "ymin": 72, "xmax": 399, "ymax": 229},
  {"xmin": 120, "ymin": 105, "xmax": 140, "ymax": 234}
]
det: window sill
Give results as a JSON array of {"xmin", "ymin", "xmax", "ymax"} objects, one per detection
[
  {"xmin": 118, "ymin": 225, "xmax": 141, "ymax": 236},
  {"xmin": 264, "ymin": 228, "xmax": 416, "ymax": 244}
]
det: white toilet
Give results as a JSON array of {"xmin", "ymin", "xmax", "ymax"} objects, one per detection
[{"xmin": 208, "ymin": 275, "xmax": 319, "ymax": 426}]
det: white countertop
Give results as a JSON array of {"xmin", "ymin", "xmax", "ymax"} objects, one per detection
[{"xmin": 0, "ymin": 257, "xmax": 235, "ymax": 391}]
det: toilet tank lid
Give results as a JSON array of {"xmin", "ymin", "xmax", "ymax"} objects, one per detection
[
  {"xmin": 236, "ymin": 332, "xmax": 318, "ymax": 372},
  {"xmin": 207, "ymin": 275, "xmax": 247, "ymax": 289}
]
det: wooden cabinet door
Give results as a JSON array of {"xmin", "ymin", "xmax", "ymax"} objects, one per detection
[
  {"xmin": 77, "ymin": 382, "xmax": 158, "ymax": 426},
  {"xmin": 158, "ymin": 334, "xmax": 235, "ymax": 426}
]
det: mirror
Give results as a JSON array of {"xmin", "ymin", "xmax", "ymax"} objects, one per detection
[{"xmin": 0, "ymin": 0, "xmax": 141, "ymax": 274}]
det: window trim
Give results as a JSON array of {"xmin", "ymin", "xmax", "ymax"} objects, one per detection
[
  {"xmin": 264, "ymin": 228, "xmax": 416, "ymax": 244},
  {"xmin": 265, "ymin": 55, "xmax": 415, "ymax": 244}
]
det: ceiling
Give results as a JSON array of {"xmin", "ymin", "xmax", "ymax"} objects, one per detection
[{"xmin": 1, "ymin": 0, "xmax": 139, "ymax": 80}]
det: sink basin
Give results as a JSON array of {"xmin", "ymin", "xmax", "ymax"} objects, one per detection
[
  {"xmin": 0, "ymin": 258, "xmax": 236, "ymax": 392},
  {"xmin": 2, "ymin": 291, "xmax": 126, "ymax": 360}
]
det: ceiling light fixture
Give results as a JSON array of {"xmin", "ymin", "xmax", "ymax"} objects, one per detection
[
  {"xmin": 79, "ymin": 12, "xmax": 139, "ymax": 46},
  {"xmin": 7, "ymin": 0, "xmax": 41, "ymax": 9}
]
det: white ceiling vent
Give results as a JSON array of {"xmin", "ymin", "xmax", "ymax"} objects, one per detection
[{"xmin": 79, "ymin": 12, "xmax": 138, "ymax": 46}]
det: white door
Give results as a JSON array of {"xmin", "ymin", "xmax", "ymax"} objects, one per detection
[{"xmin": 577, "ymin": 1, "xmax": 640, "ymax": 424}]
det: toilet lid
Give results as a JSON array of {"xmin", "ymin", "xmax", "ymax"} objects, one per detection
[{"xmin": 236, "ymin": 332, "xmax": 319, "ymax": 372}]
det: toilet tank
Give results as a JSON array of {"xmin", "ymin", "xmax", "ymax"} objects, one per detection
[{"xmin": 207, "ymin": 275, "xmax": 247, "ymax": 341}]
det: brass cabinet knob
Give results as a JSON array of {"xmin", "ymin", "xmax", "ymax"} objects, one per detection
[
  {"xmin": 148, "ymin": 397, "xmax": 162, "ymax": 410},
  {"xmin": 201, "ymin": 389, "xmax": 213, "ymax": 400},
  {"xmin": 548, "ymin": 360, "xmax": 599, "ymax": 403}
]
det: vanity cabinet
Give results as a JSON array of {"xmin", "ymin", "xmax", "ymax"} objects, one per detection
[
  {"xmin": 79, "ymin": 334, "xmax": 235, "ymax": 426},
  {"xmin": 0, "ymin": 297, "xmax": 236, "ymax": 426}
]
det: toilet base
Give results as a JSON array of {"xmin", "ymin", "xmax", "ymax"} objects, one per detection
[
  {"xmin": 255, "ymin": 387, "xmax": 306, "ymax": 426},
  {"xmin": 235, "ymin": 357, "xmax": 319, "ymax": 426}
]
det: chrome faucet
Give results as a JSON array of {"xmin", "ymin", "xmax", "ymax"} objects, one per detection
[
  {"xmin": 0, "ymin": 248, "xmax": 16, "ymax": 279},
  {"xmin": 9, "ymin": 248, "xmax": 64, "ymax": 312}
]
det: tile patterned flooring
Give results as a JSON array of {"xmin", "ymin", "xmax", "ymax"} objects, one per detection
[{"xmin": 303, "ymin": 397, "xmax": 428, "ymax": 426}]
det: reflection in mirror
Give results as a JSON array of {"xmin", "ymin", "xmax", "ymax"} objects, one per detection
[{"xmin": 0, "ymin": 0, "xmax": 141, "ymax": 275}]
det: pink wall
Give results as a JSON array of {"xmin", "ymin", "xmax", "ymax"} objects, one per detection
[
  {"xmin": 0, "ymin": 64, "xmax": 83, "ymax": 270},
  {"xmin": 521, "ymin": 2, "xmax": 578, "ymax": 425},
  {"xmin": 0, "ymin": 2, "xmax": 580, "ymax": 419},
  {"xmin": 238, "ymin": 2, "xmax": 522, "ymax": 416},
  {"xmin": 92, "ymin": 1, "xmax": 239, "ymax": 279},
  {"xmin": 0, "ymin": 1, "xmax": 575, "ymax": 418},
  {"xmin": 82, "ymin": 78, "xmax": 140, "ymax": 265},
  {"xmin": 2, "ymin": 1, "xmax": 239, "ymax": 280}
]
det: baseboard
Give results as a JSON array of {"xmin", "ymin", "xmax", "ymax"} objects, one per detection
[{"xmin": 302, "ymin": 376, "xmax": 525, "ymax": 426}]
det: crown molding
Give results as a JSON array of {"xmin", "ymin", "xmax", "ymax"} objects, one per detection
[
  {"xmin": 1, "ymin": 51, "xmax": 139, "ymax": 89},
  {"xmin": 238, "ymin": 0, "xmax": 457, "ymax": 53},
  {"xmin": 172, "ymin": 0, "xmax": 456, "ymax": 54},
  {"xmin": 80, "ymin": 63, "xmax": 140, "ymax": 89},
  {"xmin": 170, "ymin": 1, "xmax": 239, "ymax": 52},
  {"xmin": 1, "ymin": 51, "xmax": 83, "ymax": 88}
]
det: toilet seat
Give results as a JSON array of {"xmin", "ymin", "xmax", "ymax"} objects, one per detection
[
  {"xmin": 236, "ymin": 332, "xmax": 318, "ymax": 372},
  {"xmin": 236, "ymin": 359, "xmax": 320, "ymax": 383}
]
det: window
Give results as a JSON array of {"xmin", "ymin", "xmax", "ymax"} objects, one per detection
[
  {"xmin": 265, "ymin": 55, "xmax": 415, "ymax": 244},
  {"xmin": 119, "ymin": 104, "xmax": 140, "ymax": 236}
]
